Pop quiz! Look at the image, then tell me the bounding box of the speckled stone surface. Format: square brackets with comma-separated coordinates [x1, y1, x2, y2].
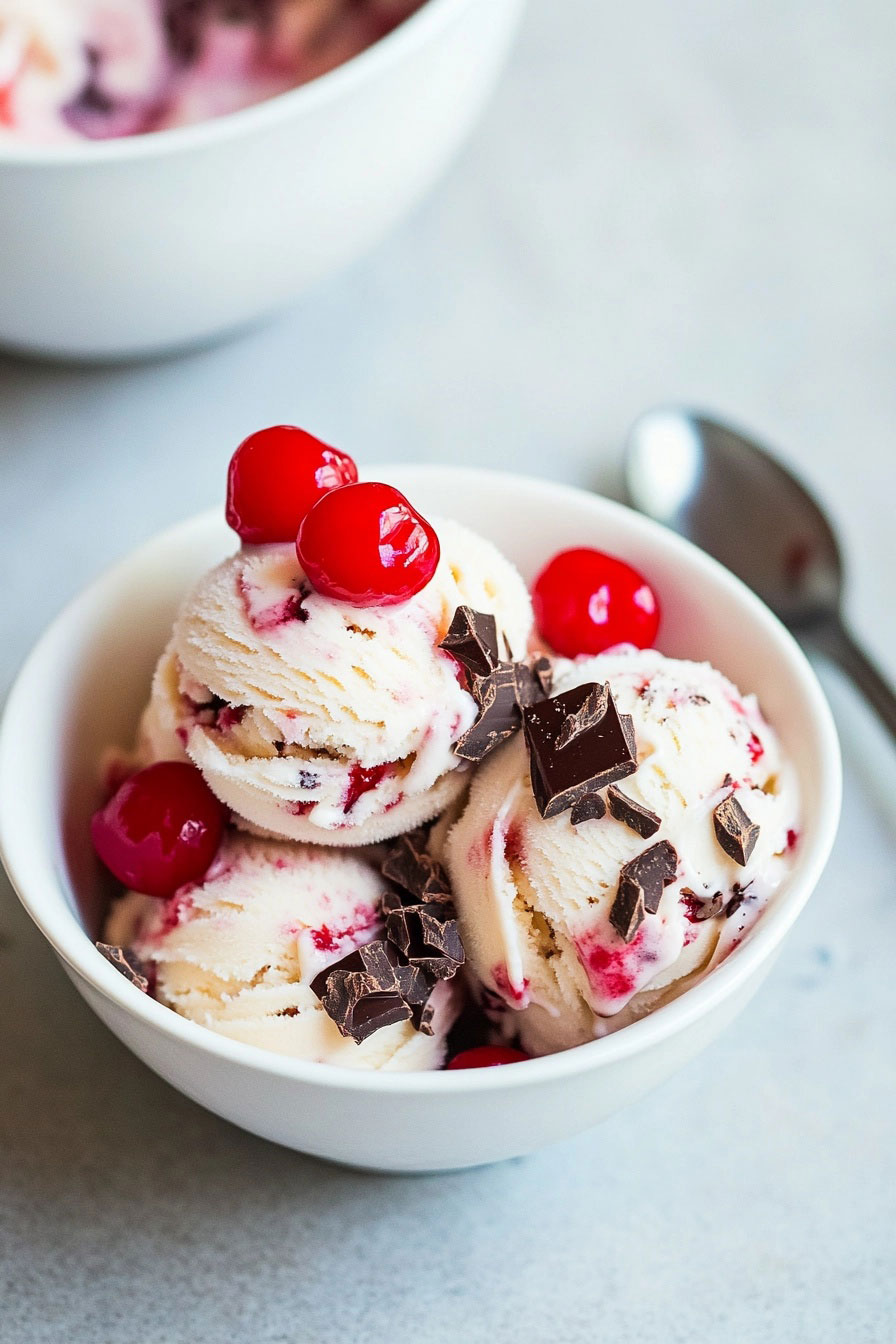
[1, 1, 895, 1339]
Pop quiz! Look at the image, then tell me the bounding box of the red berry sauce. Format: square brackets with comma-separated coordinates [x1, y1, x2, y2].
[342, 761, 391, 813]
[492, 963, 531, 1007]
[574, 927, 643, 1004]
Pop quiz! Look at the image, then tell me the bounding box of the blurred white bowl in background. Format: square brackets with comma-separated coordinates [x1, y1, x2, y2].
[0, 0, 524, 361]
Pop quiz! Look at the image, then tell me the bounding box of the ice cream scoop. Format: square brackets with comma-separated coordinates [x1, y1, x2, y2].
[104, 830, 461, 1068]
[136, 517, 534, 844]
[443, 647, 800, 1055]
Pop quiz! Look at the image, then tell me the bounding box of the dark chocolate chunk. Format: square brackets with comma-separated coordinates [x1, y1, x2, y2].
[608, 871, 646, 942]
[382, 889, 464, 980]
[606, 785, 661, 838]
[311, 940, 434, 1043]
[681, 888, 725, 921]
[381, 832, 451, 903]
[725, 882, 752, 919]
[95, 943, 152, 994]
[520, 660, 550, 705]
[442, 608, 554, 765]
[380, 834, 465, 980]
[439, 605, 500, 680]
[713, 795, 760, 866]
[455, 664, 523, 762]
[523, 682, 638, 820]
[556, 683, 609, 750]
[609, 841, 679, 942]
[514, 656, 555, 709]
[620, 713, 637, 760]
[570, 792, 606, 825]
[629, 840, 678, 912]
[532, 656, 554, 698]
[443, 614, 556, 765]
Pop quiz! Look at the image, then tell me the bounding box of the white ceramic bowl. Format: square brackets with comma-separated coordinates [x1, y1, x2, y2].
[0, 466, 841, 1172]
[0, 0, 523, 360]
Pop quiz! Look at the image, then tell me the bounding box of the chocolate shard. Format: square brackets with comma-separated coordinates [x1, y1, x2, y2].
[95, 943, 152, 994]
[606, 785, 661, 838]
[609, 840, 679, 942]
[396, 962, 437, 1035]
[514, 656, 554, 709]
[556, 682, 609, 750]
[439, 605, 500, 680]
[630, 840, 679, 910]
[713, 795, 760, 866]
[681, 888, 725, 921]
[608, 872, 646, 942]
[620, 713, 637, 759]
[532, 655, 554, 698]
[523, 682, 638, 820]
[570, 792, 606, 825]
[444, 615, 557, 766]
[725, 882, 751, 919]
[382, 890, 464, 981]
[443, 610, 554, 766]
[455, 664, 522, 762]
[381, 832, 451, 903]
[379, 830, 465, 980]
[311, 940, 434, 1043]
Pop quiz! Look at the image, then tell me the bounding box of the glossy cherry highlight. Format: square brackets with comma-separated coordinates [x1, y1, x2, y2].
[296, 481, 440, 607]
[446, 1046, 532, 1070]
[226, 424, 357, 544]
[91, 761, 226, 898]
[532, 547, 660, 657]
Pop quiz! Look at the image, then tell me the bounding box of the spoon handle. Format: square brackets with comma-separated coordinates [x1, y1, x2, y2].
[809, 619, 896, 742]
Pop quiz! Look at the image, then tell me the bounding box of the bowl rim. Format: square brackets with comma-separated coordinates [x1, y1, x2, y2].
[0, 465, 842, 1095]
[0, 0, 490, 167]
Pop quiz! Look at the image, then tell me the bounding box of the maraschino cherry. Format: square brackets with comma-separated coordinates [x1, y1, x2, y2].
[532, 547, 660, 657]
[446, 1046, 531, 1070]
[91, 761, 226, 898]
[226, 424, 357, 544]
[297, 481, 440, 607]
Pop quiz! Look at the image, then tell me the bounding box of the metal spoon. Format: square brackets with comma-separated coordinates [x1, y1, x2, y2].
[623, 407, 896, 740]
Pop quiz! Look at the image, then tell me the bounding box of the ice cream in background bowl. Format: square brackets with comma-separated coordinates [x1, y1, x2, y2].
[0, 0, 526, 357]
[0, 463, 840, 1170]
[0, 0, 428, 143]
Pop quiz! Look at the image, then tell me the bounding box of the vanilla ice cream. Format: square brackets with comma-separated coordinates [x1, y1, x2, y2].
[443, 648, 800, 1055]
[135, 518, 534, 845]
[105, 831, 461, 1068]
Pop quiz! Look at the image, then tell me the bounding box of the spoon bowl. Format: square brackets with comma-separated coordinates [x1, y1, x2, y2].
[624, 406, 896, 740]
[624, 408, 842, 630]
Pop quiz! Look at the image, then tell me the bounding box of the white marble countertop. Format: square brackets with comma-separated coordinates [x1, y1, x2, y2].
[2, 1, 895, 1339]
